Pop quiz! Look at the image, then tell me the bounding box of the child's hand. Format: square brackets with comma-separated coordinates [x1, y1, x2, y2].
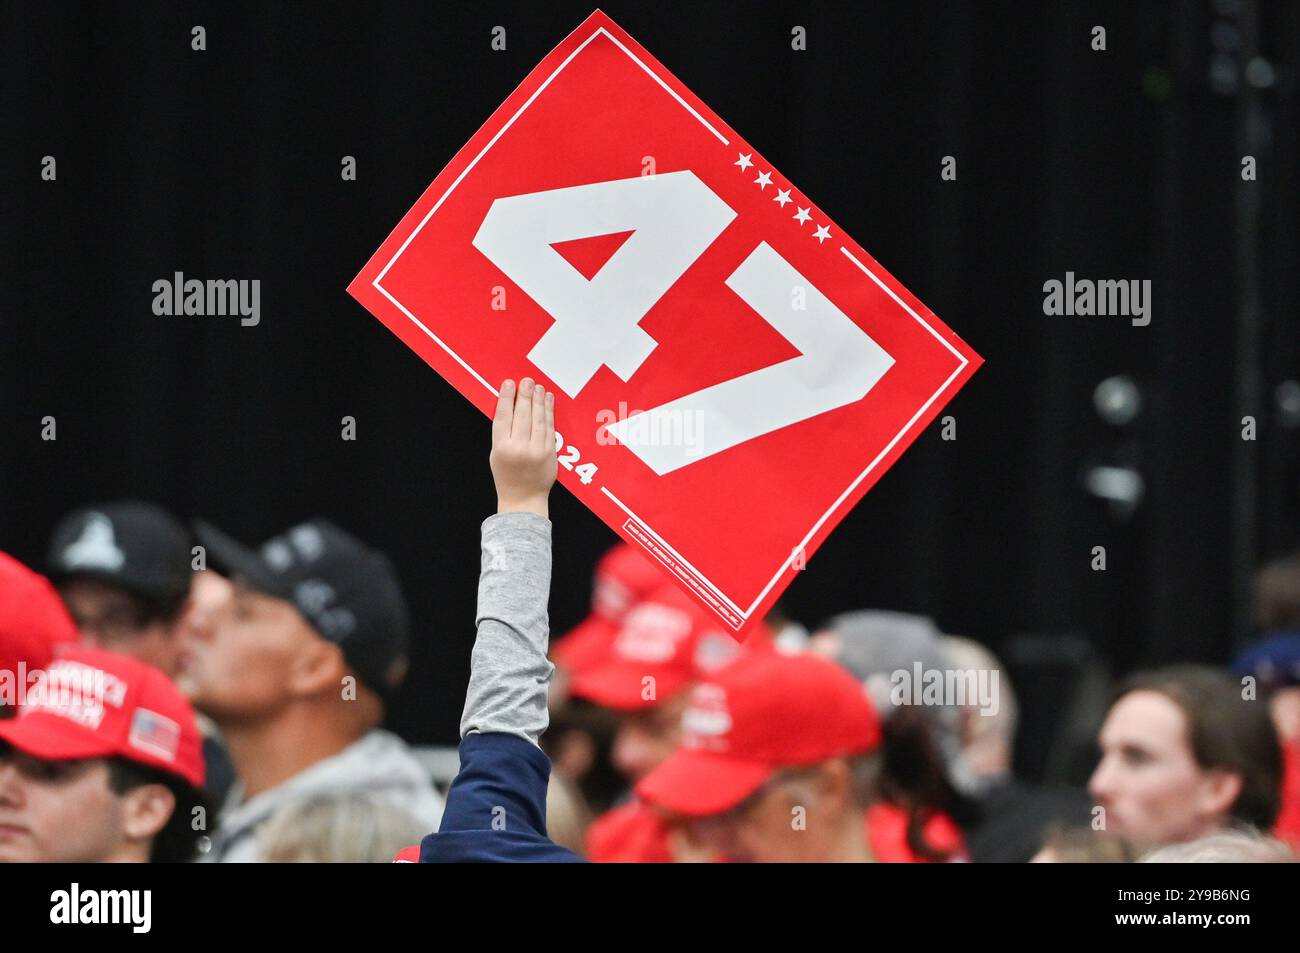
[490, 378, 557, 518]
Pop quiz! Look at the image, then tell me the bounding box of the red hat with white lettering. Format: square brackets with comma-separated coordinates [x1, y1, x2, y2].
[0, 646, 205, 789]
[568, 585, 741, 711]
[0, 551, 79, 698]
[635, 651, 881, 817]
[552, 543, 668, 673]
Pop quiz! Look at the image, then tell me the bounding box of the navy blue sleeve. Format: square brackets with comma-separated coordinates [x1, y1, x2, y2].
[419, 732, 584, 863]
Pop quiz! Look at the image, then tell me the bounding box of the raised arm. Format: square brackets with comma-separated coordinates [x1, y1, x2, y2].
[420, 378, 581, 861]
[460, 377, 558, 744]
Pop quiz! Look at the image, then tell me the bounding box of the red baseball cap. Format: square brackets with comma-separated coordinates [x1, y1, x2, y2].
[567, 585, 741, 712]
[636, 651, 882, 817]
[552, 543, 666, 673]
[0, 551, 79, 692]
[0, 646, 205, 789]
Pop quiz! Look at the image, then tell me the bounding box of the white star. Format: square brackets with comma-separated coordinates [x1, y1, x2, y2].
[773, 188, 792, 208]
[735, 153, 754, 171]
[813, 224, 832, 244]
[793, 206, 812, 225]
[754, 171, 772, 190]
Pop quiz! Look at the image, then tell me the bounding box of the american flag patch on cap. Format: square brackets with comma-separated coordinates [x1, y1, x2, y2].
[128, 707, 181, 762]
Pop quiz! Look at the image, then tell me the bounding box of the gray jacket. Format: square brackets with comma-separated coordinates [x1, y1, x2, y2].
[204, 729, 445, 862]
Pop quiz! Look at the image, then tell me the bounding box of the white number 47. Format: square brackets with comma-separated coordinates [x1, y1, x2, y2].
[474, 170, 894, 475]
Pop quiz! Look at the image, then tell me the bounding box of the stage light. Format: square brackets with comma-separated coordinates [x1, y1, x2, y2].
[1093, 375, 1142, 427]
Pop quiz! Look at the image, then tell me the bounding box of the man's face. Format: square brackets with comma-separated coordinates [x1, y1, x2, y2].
[59, 578, 184, 677]
[173, 570, 233, 669]
[175, 581, 314, 724]
[0, 749, 127, 862]
[611, 692, 690, 782]
[1089, 690, 1236, 845]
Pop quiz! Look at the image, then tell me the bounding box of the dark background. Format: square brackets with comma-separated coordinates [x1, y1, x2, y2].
[3, 1, 1297, 763]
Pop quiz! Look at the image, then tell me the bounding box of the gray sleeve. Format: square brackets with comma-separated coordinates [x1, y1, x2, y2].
[459, 511, 554, 746]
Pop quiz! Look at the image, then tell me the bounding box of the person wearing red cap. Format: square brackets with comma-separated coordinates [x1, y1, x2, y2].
[636, 650, 961, 862]
[551, 542, 666, 678]
[30, 508, 240, 807]
[0, 551, 79, 719]
[572, 585, 739, 779]
[568, 584, 740, 861]
[0, 646, 208, 862]
[542, 541, 666, 818]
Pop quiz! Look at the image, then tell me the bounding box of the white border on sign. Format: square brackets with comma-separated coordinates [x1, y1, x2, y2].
[372, 24, 970, 624]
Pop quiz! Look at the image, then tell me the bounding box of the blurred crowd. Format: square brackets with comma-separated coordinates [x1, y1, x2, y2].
[2, 499, 1298, 863]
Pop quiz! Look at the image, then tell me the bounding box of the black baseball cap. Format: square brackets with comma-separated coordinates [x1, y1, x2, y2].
[46, 501, 194, 605]
[193, 518, 411, 698]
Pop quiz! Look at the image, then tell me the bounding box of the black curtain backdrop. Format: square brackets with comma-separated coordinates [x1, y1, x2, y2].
[3, 1, 1297, 745]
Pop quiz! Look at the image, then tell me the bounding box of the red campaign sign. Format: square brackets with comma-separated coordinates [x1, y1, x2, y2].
[348, 9, 982, 635]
